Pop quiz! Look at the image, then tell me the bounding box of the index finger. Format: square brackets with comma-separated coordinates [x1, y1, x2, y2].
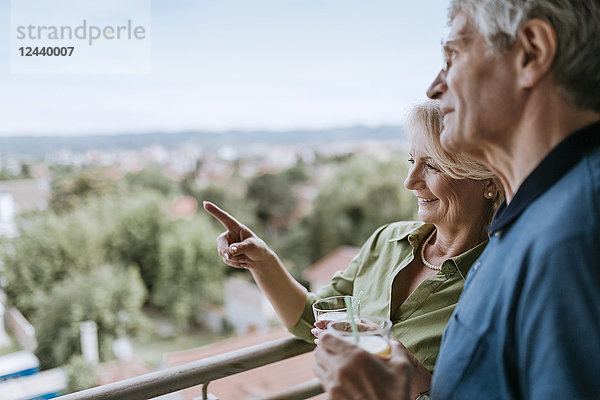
[203, 201, 243, 232]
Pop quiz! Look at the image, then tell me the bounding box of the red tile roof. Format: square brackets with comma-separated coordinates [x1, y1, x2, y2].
[96, 360, 153, 386]
[303, 246, 360, 290]
[170, 196, 198, 219]
[163, 328, 325, 400]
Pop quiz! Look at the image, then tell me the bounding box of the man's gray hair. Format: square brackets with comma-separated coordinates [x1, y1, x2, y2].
[449, 0, 600, 112]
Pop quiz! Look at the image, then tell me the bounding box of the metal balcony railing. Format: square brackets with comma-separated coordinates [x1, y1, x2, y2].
[55, 336, 323, 400]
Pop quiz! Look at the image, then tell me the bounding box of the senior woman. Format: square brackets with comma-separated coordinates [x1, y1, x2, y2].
[203, 100, 503, 376]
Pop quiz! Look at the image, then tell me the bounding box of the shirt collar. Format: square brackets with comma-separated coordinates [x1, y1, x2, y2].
[389, 223, 487, 280]
[387, 222, 430, 243]
[490, 120, 600, 234]
[451, 240, 487, 280]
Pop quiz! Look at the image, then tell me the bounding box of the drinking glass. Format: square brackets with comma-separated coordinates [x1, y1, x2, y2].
[312, 295, 360, 324]
[326, 315, 392, 358]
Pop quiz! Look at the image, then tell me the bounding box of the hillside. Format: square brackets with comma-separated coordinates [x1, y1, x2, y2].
[0, 126, 404, 158]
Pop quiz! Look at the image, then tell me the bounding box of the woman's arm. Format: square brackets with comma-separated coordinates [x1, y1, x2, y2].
[203, 201, 307, 328]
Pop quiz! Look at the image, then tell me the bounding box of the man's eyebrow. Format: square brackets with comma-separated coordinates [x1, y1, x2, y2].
[441, 35, 473, 50]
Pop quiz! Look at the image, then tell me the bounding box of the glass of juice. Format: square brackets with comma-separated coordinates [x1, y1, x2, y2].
[326, 315, 392, 358]
[312, 295, 361, 324]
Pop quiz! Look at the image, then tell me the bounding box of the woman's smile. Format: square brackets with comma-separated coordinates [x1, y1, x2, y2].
[417, 196, 439, 205]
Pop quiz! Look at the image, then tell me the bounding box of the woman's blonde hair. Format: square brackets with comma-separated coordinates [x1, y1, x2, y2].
[406, 100, 505, 215]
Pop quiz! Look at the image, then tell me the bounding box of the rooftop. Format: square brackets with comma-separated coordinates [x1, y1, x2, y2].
[303, 246, 360, 290]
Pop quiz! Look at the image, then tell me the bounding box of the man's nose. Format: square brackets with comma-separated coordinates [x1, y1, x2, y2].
[427, 69, 446, 99]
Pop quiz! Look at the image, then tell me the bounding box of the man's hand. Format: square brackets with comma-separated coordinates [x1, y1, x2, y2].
[203, 201, 273, 270]
[314, 333, 414, 400]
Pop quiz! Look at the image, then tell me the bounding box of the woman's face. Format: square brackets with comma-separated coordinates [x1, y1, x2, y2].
[404, 134, 488, 230]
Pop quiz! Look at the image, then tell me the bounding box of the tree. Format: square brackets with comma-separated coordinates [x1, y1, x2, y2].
[271, 224, 313, 281]
[282, 160, 310, 183]
[64, 356, 97, 393]
[104, 193, 169, 293]
[152, 216, 224, 330]
[246, 173, 296, 234]
[3, 207, 107, 316]
[2, 183, 227, 367]
[34, 265, 147, 369]
[49, 169, 119, 213]
[300, 154, 416, 265]
[181, 181, 259, 235]
[124, 167, 173, 196]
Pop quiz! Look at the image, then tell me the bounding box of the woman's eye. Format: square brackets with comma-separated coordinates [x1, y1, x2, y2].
[408, 158, 415, 165]
[426, 163, 439, 171]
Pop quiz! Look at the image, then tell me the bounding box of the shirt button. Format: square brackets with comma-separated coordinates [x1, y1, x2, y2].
[473, 261, 480, 271]
[493, 231, 500, 238]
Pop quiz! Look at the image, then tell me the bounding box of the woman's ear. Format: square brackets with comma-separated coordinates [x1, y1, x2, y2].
[483, 179, 497, 199]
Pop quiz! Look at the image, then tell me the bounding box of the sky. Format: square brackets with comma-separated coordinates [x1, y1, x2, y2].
[0, 0, 451, 136]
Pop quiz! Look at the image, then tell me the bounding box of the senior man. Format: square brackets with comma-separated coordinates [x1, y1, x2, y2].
[315, 1, 600, 399]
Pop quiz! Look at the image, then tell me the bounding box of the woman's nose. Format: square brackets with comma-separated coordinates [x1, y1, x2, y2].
[427, 69, 447, 99]
[404, 165, 424, 190]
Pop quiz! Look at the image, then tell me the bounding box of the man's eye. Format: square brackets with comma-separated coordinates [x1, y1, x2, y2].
[444, 58, 452, 71]
[444, 50, 456, 71]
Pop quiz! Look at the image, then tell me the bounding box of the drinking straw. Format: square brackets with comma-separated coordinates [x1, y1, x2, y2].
[344, 296, 360, 344]
[355, 290, 364, 305]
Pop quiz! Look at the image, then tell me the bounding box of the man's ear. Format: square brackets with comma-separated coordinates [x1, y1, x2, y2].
[515, 18, 557, 88]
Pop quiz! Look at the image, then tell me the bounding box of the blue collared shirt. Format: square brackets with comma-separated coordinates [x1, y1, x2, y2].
[431, 121, 600, 399]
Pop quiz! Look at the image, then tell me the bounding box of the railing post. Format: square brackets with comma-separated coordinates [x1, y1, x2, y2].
[202, 382, 219, 400]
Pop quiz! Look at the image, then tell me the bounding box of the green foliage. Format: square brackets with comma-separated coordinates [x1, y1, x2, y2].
[48, 164, 76, 178]
[124, 167, 173, 196]
[300, 154, 416, 265]
[49, 169, 119, 213]
[3, 183, 227, 367]
[181, 181, 259, 234]
[64, 356, 98, 393]
[104, 194, 169, 293]
[179, 172, 199, 199]
[1, 154, 417, 368]
[3, 209, 107, 316]
[34, 265, 147, 369]
[282, 160, 310, 183]
[247, 173, 296, 233]
[193, 184, 228, 207]
[0, 162, 32, 181]
[271, 224, 313, 280]
[152, 216, 224, 329]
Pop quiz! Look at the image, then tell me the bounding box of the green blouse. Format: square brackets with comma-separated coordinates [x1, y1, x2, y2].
[289, 221, 487, 372]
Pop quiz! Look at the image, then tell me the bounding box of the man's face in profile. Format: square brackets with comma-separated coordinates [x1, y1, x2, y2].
[428, 13, 521, 157]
